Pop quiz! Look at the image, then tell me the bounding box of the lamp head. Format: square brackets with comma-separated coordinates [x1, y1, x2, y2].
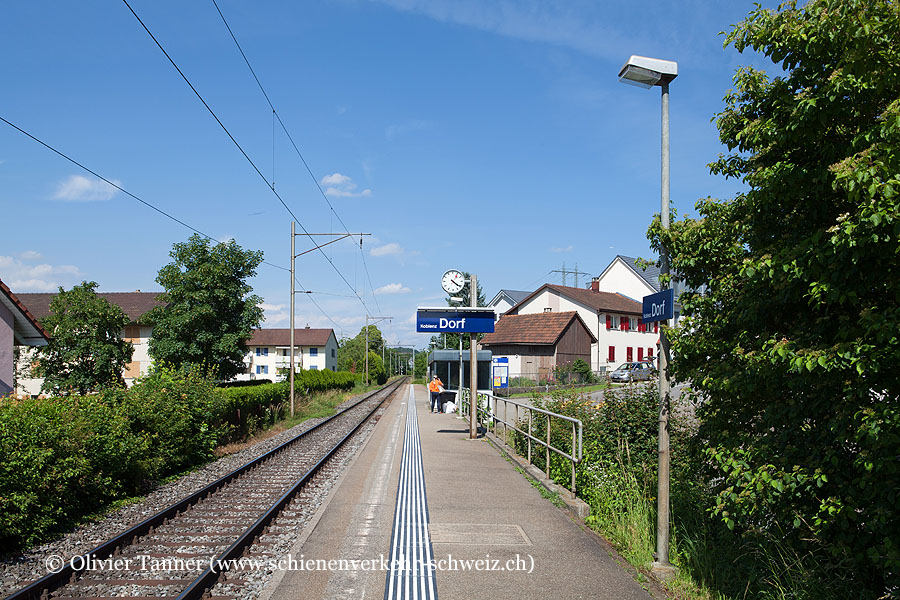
[618, 55, 678, 88]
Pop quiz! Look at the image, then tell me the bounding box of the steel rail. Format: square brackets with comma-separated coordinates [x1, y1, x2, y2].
[6, 377, 406, 600]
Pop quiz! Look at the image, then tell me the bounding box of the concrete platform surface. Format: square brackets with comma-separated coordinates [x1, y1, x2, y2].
[265, 384, 654, 600]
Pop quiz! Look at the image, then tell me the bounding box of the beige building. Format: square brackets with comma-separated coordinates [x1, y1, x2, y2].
[14, 292, 164, 396]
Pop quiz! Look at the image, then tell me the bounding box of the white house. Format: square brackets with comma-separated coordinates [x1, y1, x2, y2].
[506, 283, 659, 373]
[14, 291, 164, 396]
[486, 289, 530, 319]
[594, 255, 699, 325]
[240, 328, 338, 381]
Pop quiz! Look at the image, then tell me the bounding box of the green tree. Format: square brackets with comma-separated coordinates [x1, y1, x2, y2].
[650, 0, 900, 589]
[34, 281, 133, 395]
[148, 234, 264, 380]
[337, 325, 385, 377]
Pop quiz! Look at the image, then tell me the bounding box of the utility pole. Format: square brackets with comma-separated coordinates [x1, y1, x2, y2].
[550, 263, 591, 287]
[469, 273, 478, 439]
[290, 225, 370, 416]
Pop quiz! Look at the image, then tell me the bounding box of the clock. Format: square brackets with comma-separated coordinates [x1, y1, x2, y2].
[441, 269, 466, 294]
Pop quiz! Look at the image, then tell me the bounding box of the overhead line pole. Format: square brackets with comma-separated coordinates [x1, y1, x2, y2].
[291, 225, 371, 414]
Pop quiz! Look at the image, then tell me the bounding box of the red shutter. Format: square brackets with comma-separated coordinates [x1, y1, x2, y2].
[624, 318, 630, 331]
[627, 347, 633, 361]
[638, 347, 644, 361]
[608, 346, 615, 362]
[606, 315, 612, 330]
[648, 347, 654, 358]
[638, 320, 644, 332]
[654, 322, 659, 333]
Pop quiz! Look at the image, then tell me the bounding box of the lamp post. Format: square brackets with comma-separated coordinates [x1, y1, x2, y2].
[618, 54, 678, 578]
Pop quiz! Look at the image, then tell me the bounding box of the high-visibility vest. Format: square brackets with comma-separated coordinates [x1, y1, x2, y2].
[429, 379, 442, 392]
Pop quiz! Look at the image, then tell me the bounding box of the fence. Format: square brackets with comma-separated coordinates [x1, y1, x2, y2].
[459, 388, 583, 494]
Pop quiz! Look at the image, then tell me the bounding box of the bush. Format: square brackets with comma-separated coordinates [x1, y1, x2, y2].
[121, 366, 224, 478]
[0, 395, 146, 550]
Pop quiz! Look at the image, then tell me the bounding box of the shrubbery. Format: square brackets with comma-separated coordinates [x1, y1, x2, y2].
[0, 367, 360, 553]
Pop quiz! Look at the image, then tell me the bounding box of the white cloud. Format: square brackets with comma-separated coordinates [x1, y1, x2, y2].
[550, 245, 574, 253]
[320, 172, 372, 198]
[0, 255, 82, 292]
[371, 0, 644, 62]
[374, 283, 411, 295]
[260, 302, 289, 326]
[53, 174, 121, 202]
[371, 242, 404, 257]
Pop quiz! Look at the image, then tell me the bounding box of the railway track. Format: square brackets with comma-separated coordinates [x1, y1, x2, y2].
[6, 377, 406, 600]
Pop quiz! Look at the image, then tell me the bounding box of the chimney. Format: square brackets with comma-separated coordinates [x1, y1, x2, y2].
[590, 277, 600, 292]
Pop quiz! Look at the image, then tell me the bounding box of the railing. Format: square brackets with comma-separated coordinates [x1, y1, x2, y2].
[459, 388, 583, 495]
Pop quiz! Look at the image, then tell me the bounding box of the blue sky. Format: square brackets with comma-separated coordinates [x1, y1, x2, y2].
[0, 0, 775, 348]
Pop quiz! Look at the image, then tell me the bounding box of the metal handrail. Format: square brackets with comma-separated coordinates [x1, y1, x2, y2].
[460, 388, 583, 495]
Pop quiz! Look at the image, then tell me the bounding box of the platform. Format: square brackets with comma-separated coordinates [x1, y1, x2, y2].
[263, 384, 655, 600]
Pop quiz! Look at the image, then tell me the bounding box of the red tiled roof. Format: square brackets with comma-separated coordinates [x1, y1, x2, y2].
[507, 284, 642, 315]
[480, 311, 596, 346]
[16, 292, 165, 325]
[0, 279, 49, 343]
[248, 328, 334, 347]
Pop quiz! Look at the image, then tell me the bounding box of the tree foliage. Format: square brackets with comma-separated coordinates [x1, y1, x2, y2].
[337, 326, 386, 383]
[34, 281, 133, 395]
[148, 234, 264, 380]
[650, 0, 900, 588]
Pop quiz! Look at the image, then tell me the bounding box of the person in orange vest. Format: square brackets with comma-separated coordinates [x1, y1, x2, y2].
[428, 374, 444, 413]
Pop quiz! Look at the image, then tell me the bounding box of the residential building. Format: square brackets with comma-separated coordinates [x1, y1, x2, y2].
[0, 279, 49, 396]
[506, 283, 658, 372]
[239, 327, 338, 381]
[479, 311, 596, 382]
[14, 291, 164, 396]
[486, 289, 530, 319]
[594, 255, 701, 324]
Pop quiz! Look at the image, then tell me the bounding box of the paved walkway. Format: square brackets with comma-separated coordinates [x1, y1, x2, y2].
[265, 384, 654, 600]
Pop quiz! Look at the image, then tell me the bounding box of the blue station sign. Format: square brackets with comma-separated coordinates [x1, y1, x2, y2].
[416, 308, 495, 333]
[642, 288, 674, 324]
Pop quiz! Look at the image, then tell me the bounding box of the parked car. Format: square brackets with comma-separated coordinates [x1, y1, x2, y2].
[608, 361, 656, 383]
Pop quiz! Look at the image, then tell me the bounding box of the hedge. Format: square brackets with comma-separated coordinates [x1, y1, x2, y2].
[0, 367, 360, 553]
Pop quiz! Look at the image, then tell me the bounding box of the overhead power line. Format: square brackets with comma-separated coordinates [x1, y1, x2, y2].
[121, 0, 371, 314]
[0, 114, 288, 275]
[209, 0, 384, 316]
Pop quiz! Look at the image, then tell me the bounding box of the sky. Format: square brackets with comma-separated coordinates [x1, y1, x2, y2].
[0, 0, 777, 349]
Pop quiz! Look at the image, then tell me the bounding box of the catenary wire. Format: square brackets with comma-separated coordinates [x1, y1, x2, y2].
[0, 114, 289, 274]
[209, 0, 384, 316]
[121, 0, 371, 313]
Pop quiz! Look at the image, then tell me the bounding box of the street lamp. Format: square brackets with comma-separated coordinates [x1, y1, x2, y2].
[619, 54, 678, 579]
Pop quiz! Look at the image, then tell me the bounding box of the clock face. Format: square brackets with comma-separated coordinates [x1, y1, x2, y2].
[441, 269, 465, 294]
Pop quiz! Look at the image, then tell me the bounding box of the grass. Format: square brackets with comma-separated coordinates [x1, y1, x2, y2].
[506, 382, 609, 398]
[215, 383, 380, 457]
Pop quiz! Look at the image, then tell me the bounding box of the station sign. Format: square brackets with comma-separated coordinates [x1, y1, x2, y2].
[642, 288, 674, 323]
[416, 307, 495, 333]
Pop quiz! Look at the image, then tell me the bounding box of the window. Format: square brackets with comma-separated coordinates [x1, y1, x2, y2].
[331, 348, 335, 358]
[309, 365, 318, 370]
[256, 365, 268, 375]
[255, 347, 268, 357]
[648, 347, 654, 359]
[281, 349, 289, 357]
[310, 347, 318, 357]
[608, 346, 615, 362]
[543, 307, 552, 313]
